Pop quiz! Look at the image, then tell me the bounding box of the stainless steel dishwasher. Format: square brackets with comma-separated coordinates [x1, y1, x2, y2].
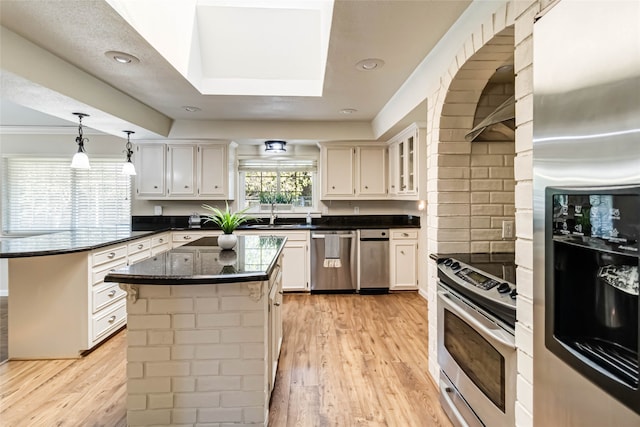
[358, 229, 389, 294]
[310, 230, 357, 293]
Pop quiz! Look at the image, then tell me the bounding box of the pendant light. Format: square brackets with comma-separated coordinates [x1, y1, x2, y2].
[121, 130, 136, 176]
[264, 140, 286, 153]
[70, 112, 91, 169]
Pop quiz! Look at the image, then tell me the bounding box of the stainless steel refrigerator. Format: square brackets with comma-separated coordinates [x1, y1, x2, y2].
[533, 1, 640, 426]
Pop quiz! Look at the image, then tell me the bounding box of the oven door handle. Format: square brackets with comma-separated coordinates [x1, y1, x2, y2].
[438, 290, 516, 351]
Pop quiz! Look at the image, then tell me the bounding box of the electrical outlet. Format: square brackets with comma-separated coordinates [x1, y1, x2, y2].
[502, 220, 514, 239]
[354, 206, 360, 214]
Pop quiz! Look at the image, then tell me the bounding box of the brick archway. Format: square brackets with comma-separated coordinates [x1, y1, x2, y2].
[430, 26, 515, 254]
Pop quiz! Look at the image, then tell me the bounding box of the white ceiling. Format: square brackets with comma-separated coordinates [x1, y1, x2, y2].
[0, 0, 472, 143]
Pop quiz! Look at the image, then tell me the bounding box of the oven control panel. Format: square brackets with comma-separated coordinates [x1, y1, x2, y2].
[437, 256, 516, 328]
[456, 267, 500, 290]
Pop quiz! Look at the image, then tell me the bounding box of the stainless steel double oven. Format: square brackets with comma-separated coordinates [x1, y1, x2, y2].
[437, 254, 517, 427]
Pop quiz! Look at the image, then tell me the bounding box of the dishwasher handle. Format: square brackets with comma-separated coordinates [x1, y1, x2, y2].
[311, 232, 356, 239]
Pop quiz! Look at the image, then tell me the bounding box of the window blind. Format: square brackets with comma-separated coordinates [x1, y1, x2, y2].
[2, 158, 131, 233]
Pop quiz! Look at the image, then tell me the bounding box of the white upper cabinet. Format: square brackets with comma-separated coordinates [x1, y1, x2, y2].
[136, 144, 166, 198]
[135, 142, 235, 200]
[322, 146, 355, 198]
[387, 143, 399, 196]
[387, 123, 426, 200]
[320, 143, 387, 200]
[167, 145, 197, 197]
[198, 144, 228, 198]
[356, 146, 386, 197]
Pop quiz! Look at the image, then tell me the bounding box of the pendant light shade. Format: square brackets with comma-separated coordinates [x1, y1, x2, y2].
[264, 140, 286, 153]
[71, 112, 90, 169]
[121, 130, 137, 176]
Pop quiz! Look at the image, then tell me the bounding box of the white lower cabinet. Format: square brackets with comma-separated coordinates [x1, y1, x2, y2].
[390, 229, 418, 290]
[90, 244, 129, 345]
[236, 230, 310, 291]
[150, 232, 171, 255]
[280, 232, 309, 291]
[268, 260, 284, 394]
[172, 230, 220, 247]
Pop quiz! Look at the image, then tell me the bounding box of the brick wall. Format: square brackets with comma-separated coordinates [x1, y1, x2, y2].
[125, 283, 268, 426]
[424, 2, 539, 427]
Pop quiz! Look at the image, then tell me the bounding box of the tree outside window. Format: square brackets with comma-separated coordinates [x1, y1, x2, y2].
[244, 170, 313, 209]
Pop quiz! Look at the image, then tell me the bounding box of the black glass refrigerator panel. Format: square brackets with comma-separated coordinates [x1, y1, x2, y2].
[546, 185, 640, 414]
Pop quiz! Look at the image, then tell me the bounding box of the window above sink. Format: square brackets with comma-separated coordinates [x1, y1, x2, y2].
[238, 158, 317, 214]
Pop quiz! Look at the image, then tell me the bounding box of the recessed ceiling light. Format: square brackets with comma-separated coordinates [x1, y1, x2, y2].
[340, 108, 358, 115]
[356, 58, 385, 71]
[182, 106, 201, 112]
[105, 50, 139, 64]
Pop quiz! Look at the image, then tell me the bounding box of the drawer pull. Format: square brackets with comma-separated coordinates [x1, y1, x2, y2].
[137, 244, 144, 249]
[403, 233, 408, 237]
[184, 236, 192, 240]
[159, 238, 164, 243]
[107, 252, 116, 259]
[274, 302, 281, 307]
[108, 290, 117, 297]
[400, 250, 405, 255]
[108, 315, 116, 323]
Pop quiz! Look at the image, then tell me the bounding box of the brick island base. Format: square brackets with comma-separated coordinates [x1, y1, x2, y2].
[120, 268, 283, 426]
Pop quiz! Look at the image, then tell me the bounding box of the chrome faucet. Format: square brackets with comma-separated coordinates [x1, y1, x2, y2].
[269, 203, 277, 225]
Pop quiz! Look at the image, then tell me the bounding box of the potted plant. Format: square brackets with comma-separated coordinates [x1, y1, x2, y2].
[201, 202, 254, 249]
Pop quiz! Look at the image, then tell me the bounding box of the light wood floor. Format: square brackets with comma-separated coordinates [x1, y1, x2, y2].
[0, 292, 452, 427]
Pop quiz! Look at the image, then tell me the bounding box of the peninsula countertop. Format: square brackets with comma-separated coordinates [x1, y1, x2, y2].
[104, 235, 286, 285]
[0, 228, 169, 258]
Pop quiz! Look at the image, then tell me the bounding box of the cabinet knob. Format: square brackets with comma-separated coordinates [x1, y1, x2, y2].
[108, 290, 117, 297]
[159, 238, 163, 243]
[400, 250, 405, 255]
[153, 185, 158, 189]
[185, 185, 189, 188]
[274, 302, 281, 307]
[403, 233, 408, 237]
[365, 186, 368, 189]
[137, 244, 144, 249]
[184, 236, 192, 240]
[332, 186, 335, 189]
[108, 315, 116, 323]
[107, 252, 116, 259]
[214, 185, 219, 189]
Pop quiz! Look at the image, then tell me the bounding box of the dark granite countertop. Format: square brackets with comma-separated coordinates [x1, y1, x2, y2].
[133, 214, 420, 231]
[0, 228, 171, 258]
[105, 235, 286, 285]
[1, 214, 420, 258]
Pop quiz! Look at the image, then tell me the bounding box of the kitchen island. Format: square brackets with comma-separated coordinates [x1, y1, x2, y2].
[104, 235, 285, 427]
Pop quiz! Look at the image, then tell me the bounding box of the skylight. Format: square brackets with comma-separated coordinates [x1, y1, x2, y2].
[106, 0, 334, 97]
